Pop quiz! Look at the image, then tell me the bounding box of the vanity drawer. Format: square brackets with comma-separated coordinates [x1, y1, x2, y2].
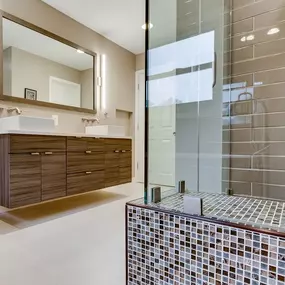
[104, 138, 131, 152]
[120, 166, 132, 184]
[10, 135, 66, 153]
[67, 137, 104, 152]
[105, 152, 120, 167]
[104, 139, 121, 152]
[9, 135, 66, 153]
[120, 151, 132, 167]
[67, 152, 105, 173]
[120, 139, 132, 149]
[105, 167, 120, 188]
[67, 170, 104, 196]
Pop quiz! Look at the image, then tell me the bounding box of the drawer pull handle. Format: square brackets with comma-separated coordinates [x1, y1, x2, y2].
[85, 151, 92, 154]
[114, 150, 120, 153]
[31, 152, 40, 156]
[86, 171, 92, 174]
[45, 152, 53, 155]
[121, 150, 126, 153]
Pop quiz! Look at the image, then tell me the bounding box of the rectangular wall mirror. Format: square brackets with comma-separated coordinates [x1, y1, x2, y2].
[2, 15, 96, 112]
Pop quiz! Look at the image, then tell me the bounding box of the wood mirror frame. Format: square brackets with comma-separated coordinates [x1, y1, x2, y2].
[0, 10, 97, 114]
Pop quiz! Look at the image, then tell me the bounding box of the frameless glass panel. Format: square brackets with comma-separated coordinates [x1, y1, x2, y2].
[146, 0, 231, 203]
[146, 0, 204, 201]
[197, 0, 231, 194]
[147, 0, 181, 196]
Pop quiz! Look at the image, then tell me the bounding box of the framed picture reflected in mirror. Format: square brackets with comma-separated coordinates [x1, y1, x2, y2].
[24, 88, 37, 100]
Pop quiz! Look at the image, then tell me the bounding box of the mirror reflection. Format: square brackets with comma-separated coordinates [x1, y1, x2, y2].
[3, 18, 95, 110]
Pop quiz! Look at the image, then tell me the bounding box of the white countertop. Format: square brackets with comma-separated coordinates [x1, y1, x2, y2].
[0, 130, 131, 139]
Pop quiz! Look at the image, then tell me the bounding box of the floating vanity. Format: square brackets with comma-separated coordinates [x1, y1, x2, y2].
[0, 132, 132, 208]
[126, 193, 285, 285]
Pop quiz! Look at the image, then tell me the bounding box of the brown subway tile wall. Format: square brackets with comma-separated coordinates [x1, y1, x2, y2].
[232, 0, 254, 10]
[232, 18, 254, 35]
[230, 169, 285, 185]
[255, 7, 285, 29]
[226, 0, 285, 201]
[232, 53, 285, 75]
[232, 0, 285, 23]
[229, 112, 285, 129]
[232, 22, 285, 50]
[224, 74, 254, 86]
[253, 156, 285, 171]
[224, 46, 253, 63]
[229, 142, 285, 156]
[252, 183, 285, 200]
[254, 83, 285, 100]
[255, 68, 285, 85]
[255, 38, 285, 57]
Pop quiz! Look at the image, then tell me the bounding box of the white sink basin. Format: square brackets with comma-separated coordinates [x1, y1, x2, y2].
[85, 125, 126, 137]
[0, 116, 55, 132]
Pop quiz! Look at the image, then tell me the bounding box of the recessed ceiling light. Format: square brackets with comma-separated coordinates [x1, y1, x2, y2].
[142, 23, 153, 30]
[241, 36, 246, 42]
[77, 49, 85, 54]
[267, 27, 280, 35]
[246, 34, 255, 41]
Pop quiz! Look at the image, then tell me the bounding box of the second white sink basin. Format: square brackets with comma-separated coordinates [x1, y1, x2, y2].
[85, 125, 126, 137]
[0, 116, 56, 132]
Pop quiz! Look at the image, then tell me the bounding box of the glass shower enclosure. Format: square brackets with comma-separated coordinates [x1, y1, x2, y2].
[145, 0, 231, 203]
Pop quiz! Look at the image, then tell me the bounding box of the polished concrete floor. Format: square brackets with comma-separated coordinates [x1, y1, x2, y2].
[0, 182, 143, 285]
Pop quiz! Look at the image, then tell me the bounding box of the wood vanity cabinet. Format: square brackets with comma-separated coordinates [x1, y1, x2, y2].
[41, 152, 66, 201]
[0, 134, 132, 208]
[9, 153, 42, 208]
[0, 135, 66, 208]
[67, 137, 105, 195]
[104, 139, 132, 187]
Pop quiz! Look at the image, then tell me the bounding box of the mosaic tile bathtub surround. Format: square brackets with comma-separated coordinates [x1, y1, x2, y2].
[131, 192, 285, 233]
[127, 204, 285, 285]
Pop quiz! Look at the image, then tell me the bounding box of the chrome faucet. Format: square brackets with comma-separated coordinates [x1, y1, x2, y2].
[82, 117, 100, 124]
[7, 107, 22, 115]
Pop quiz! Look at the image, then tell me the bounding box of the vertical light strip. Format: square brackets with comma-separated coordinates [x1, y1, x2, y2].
[101, 54, 106, 110]
[96, 55, 101, 111]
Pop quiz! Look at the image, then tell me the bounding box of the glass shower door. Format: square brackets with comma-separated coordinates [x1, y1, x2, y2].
[145, 0, 231, 203]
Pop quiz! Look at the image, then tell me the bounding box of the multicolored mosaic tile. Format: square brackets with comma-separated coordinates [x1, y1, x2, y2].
[131, 192, 285, 233]
[127, 204, 285, 285]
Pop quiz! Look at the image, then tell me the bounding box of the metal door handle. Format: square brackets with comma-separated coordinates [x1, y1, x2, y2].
[31, 152, 40, 156]
[86, 171, 92, 174]
[114, 150, 120, 153]
[45, 152, 53, 155]
[85, 151, 92, 154]
[212, 52, 217, 88]
[121, 150, 126, 153]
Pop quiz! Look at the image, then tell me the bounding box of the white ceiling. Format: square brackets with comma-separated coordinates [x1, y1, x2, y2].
[42, 0, 145, 55]
[3, 18, 93, 71]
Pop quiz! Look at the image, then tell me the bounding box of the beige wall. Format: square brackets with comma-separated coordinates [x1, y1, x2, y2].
[80, 68, 93, 109]
[3, 47, 11, 96]
[136, 53, 145, 71]
[5, 47, 94, 109]
[10, 47, 81, 101]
